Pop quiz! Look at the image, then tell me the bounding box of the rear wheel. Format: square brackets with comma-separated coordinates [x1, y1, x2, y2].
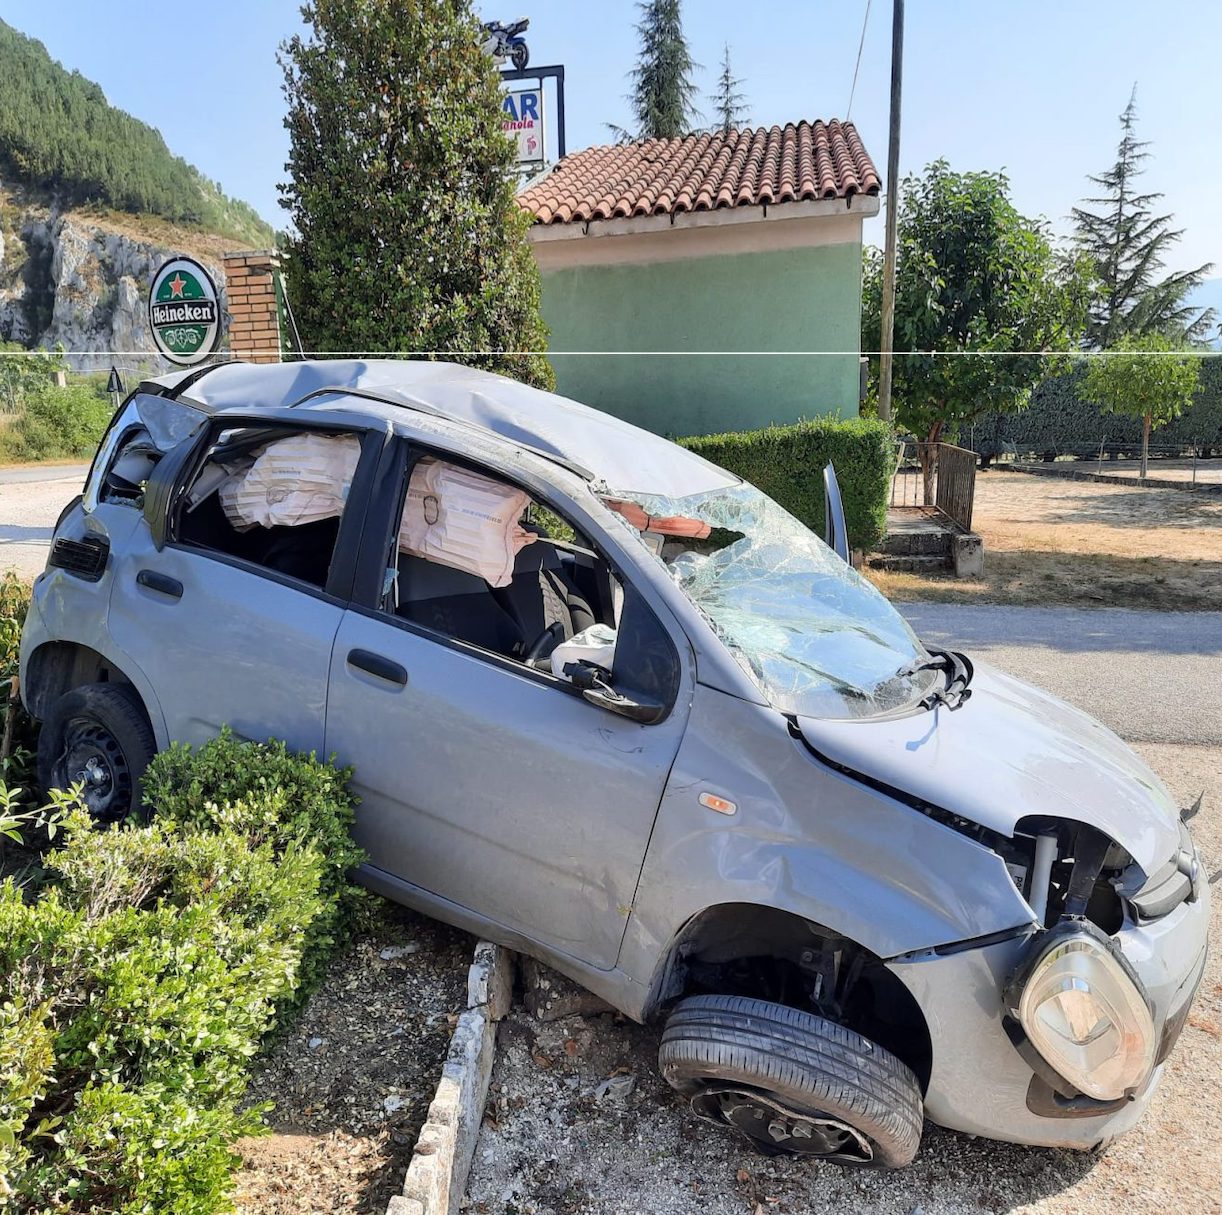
[37, 683, 156, 822]
[659, 994, 924, 1167]
[510, 42, 529, 70]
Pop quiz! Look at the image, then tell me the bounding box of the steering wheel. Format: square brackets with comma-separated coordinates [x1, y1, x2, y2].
[524, 622, 564, 665]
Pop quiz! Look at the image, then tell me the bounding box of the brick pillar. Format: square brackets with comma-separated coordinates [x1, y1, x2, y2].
[223, 250, 282, 363]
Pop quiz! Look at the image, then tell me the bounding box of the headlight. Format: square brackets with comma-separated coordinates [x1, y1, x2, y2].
[1016, 925, 1155, 1101]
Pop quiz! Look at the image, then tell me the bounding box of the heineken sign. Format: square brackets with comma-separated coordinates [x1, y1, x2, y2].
[148, 257, 221, 366]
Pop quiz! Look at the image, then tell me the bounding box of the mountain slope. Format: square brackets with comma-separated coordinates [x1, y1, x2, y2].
[0, 18, 272, 247]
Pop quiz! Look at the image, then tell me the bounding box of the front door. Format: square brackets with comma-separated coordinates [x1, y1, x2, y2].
[326, 448, 691, 969]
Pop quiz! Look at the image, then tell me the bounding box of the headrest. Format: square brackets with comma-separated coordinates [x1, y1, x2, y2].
[398, 457, 535, 588]
[220, 433, 360, 531]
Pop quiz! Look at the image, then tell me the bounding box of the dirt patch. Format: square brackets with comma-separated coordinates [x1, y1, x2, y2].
[466, 745, 1222, 1215]
[868, 471, 1222, 611]
[232, 901, 473, 1215]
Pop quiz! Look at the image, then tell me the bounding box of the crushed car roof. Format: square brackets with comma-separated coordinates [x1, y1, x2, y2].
[147, 359, 739, 497]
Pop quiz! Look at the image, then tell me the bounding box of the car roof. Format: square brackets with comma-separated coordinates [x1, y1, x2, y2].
[146, 359, 739, 498]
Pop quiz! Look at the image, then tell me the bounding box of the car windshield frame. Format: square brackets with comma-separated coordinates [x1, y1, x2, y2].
[601, 482, 937, 721]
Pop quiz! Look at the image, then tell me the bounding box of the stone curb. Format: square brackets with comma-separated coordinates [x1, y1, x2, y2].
[1005, 462, 1222, 494]
[386, 941, 514, 1215]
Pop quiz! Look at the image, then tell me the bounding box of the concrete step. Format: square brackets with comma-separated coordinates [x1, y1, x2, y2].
[877, 530, 953, 557]
[865, 553, 952, 574]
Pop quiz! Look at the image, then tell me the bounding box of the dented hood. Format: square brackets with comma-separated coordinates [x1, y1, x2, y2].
[796, 660, 1180, 875]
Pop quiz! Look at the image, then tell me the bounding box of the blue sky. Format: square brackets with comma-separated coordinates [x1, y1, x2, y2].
[5, 0, 1219, 287]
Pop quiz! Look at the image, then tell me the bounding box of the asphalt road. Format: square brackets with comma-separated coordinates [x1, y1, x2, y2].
[902, 603, 1222, 747]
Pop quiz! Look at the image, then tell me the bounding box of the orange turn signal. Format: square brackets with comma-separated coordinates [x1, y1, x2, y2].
[698, 792, 737, 816]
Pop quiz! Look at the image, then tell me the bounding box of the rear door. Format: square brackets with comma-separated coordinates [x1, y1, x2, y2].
[325, 439, 694, 969]
[107, 413, 383, 752]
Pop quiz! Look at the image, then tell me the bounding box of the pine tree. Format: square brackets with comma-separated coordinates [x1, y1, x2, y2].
[709, 44, 748, 134]
[629, 0, 699, 140]
[1073, 87, 1215, 347]
[278, 0, 554, 389]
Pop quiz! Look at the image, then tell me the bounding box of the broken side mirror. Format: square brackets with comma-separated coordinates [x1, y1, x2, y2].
[564, 661, 667, 724]
[822, 462, 850, 563]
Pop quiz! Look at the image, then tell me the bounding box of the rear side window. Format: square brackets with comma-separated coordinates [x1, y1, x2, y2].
[173, 424, 363, 591]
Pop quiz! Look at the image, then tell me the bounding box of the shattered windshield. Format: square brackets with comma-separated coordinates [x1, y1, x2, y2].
[603, 484, 935, 720]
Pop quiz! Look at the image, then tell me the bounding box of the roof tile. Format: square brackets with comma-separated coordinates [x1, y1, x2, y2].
[518, 119, 879, 226]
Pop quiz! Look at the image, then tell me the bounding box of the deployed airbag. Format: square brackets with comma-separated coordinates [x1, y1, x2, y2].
[399, 457, 535, 588]
[221, 433, 360, 531]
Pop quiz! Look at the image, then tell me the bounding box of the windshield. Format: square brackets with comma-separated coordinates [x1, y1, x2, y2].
[603, 484, 935, 720]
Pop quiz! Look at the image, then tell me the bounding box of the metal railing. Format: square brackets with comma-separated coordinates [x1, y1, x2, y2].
[890, 441, 979, 532]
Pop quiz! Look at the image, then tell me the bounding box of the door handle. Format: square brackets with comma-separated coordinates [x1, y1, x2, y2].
[137, 569, 183, 599]
[347, 649, 408, 687]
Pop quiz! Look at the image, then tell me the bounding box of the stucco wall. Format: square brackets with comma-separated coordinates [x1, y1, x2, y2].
[535, 234, 864, 438]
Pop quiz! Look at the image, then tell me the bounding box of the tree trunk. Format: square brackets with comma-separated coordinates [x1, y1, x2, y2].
[1141, 413, 1151, 480]
[920, 421, 944, 506]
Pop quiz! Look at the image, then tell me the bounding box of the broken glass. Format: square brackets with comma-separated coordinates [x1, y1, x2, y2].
[602, 485, 935, 720]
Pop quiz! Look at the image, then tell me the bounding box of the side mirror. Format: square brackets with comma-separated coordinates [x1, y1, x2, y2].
[564, 662, 667, 725]
[822, 462, 850, 563]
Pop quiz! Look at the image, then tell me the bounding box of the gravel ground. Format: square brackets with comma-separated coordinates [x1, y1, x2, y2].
[232, 902, 473, 1215]
[466, 745, 1222, 1215]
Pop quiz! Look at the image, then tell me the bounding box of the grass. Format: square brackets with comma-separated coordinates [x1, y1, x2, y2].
[866, 469, 1222, 612]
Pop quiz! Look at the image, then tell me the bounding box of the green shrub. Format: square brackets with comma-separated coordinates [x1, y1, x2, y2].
[0, 574, 35, 791]
[0, 379, 113, 462]
[680, 416, 895, 552]
[142, 730, 364, 1003]
[0, 735, 362, 1213]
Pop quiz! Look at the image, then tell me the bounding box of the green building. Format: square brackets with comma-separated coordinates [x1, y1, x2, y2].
[517, 119, 880, 438]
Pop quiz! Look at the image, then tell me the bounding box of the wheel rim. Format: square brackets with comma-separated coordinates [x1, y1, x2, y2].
[53, 717, 133, 822]
[690, 1086, 875, 1163]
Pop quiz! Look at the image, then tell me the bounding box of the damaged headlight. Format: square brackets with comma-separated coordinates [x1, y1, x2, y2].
[1015, 924, 1156, 1101]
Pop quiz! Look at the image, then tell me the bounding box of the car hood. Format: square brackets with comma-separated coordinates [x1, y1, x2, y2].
[796, 660, 1180, 874]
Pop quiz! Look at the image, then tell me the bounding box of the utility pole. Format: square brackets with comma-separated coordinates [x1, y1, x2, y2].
[877, 0, 904, 424]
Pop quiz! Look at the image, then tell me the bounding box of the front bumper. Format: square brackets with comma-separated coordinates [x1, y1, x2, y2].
[888, 882, 1209, 1150]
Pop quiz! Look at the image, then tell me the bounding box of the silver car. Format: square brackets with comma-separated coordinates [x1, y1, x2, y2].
[21, 360, 1209, 1167]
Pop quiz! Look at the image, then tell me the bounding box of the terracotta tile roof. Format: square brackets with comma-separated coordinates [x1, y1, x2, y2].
[518, 120, 880, 226]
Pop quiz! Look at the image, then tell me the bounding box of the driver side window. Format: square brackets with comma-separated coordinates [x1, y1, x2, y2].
[381, 452, 621, 679]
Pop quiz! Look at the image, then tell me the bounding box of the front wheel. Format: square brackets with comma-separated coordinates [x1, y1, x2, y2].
[659, 995, 924, 1167]
[37, 683, 156, 822]
[510, 42, 529, 70]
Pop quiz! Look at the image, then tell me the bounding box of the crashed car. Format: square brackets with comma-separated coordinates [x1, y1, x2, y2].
[21, 359, 1208, 1166]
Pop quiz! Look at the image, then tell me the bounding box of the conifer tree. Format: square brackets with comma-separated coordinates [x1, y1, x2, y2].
[709, 44, 748, 134]
[629, 0, 699, 140]
[1073, 88, 1215, 347]
[279, 0, 554, 388]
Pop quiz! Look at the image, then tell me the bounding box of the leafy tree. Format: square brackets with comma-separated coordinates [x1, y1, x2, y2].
[278, 0, 554, 389]
[1073, 88, 1215, 347]
[1082, 335, 1201, 477]
[0, 19, 271, 245]
[709, 44, 748, 134]
[863, 162, 1093, 500]
[629, 0, 699, 139]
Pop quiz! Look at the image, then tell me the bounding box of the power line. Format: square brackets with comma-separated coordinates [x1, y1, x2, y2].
[847, 0, 873, 119]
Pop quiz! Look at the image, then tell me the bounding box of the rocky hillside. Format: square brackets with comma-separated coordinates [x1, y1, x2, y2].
[0, 184, 239, 370]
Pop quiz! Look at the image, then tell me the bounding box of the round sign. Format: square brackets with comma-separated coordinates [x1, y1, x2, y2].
[148, 257, 221, 366]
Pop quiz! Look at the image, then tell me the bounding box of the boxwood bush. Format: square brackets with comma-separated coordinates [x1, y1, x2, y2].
[0, 734, 362, 1214]
[680, 416, 895, 552]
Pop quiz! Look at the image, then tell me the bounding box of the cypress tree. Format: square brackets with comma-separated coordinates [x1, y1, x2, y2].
[1073, 88, 1215, 347]
[709, 44, 748, 134]
[629, 0, 699, 140]
[279, 0, 554, 389]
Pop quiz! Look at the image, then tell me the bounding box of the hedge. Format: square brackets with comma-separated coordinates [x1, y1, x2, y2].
[0, 734, 362, 1214]
[971, 355, 1222, 460]
[679, 416, 894, 553]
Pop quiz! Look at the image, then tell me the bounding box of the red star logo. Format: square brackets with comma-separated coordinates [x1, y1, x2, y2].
[167, 274, 187, 299]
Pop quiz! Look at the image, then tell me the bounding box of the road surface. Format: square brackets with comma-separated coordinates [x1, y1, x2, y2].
[0, 463, 88, 580]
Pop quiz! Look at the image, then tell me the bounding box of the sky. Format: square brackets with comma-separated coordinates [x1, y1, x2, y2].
[4, 0, 1220, 287]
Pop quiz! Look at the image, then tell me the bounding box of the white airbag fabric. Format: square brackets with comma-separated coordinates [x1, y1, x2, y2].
[550, 624, 617, 679]
[398, 457, 534, 588]
[221, 433, 360, 531]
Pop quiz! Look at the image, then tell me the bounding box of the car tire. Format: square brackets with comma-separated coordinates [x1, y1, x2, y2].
[37, 683, 156, 823]
[659, 994, 924, 1167]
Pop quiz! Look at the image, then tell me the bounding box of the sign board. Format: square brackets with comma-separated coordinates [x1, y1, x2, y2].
[502, 88, 545, 166]
[148, 256, 221, 366]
